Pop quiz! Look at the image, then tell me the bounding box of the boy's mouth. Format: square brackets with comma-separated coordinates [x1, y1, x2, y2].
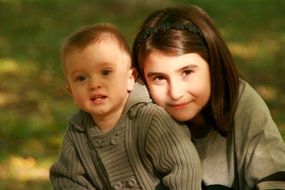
[90, 95, 107, 103]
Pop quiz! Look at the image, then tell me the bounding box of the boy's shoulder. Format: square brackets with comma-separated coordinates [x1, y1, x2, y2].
[65, 109, 94, 132]
[127, 83, 167, 118]
[129, 100, 168, 118]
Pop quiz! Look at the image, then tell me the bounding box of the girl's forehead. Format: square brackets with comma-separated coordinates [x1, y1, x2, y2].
[145, 51, 207, 66]
[145, 49, 184, 60]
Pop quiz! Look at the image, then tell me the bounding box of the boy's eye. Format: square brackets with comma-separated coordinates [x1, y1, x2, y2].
[77, 75, 86, 81]
[101, 69, 111, 76]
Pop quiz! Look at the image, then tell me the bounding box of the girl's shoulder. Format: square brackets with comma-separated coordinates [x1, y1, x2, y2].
[234, 79, 278, 142]
[235, 79, 270, 117]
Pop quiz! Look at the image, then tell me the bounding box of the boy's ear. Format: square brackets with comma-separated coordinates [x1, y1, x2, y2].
[66, 83, 72, 96]
[127, 68, 136, 92]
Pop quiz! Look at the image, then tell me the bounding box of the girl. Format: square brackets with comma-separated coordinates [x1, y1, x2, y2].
[132, 5, 285, 190]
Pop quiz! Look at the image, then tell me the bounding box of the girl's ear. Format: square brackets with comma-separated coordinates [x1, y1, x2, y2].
[127, 68, 136, 92]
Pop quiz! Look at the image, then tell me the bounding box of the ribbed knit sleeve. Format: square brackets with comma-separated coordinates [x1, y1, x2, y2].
[49, 126, 97, 190]
[132, 104, 202, 190]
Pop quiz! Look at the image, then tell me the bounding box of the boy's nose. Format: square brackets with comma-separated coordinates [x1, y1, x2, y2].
[88, 77, 102, 90]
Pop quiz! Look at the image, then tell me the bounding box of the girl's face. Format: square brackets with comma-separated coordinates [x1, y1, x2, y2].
[143, 50, 211, 122]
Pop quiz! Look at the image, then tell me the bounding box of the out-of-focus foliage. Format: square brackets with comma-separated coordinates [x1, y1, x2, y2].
[0, 0, 284, 189]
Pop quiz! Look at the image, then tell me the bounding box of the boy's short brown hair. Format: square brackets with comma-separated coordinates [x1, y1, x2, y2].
[61, 23, 131, 74]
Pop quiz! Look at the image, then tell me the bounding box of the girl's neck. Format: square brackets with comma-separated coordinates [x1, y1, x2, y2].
[187, 114, 211, 139]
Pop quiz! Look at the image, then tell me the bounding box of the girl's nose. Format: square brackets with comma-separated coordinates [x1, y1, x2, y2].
[168, 81, 183, 100]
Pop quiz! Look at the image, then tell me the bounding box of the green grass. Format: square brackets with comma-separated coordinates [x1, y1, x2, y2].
[0, 0, 284, 189]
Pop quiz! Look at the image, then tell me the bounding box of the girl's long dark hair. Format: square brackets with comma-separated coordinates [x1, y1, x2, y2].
[132, 5, 240, 136]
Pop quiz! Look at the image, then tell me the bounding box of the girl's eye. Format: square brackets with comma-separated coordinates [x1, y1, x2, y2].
[101, 69, 111, 76]
[150, 75, 166, 85]
[182, 70, 193, 76]
[153, 75, 165, 81]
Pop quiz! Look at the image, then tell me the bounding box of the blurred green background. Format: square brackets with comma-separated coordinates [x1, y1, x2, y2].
[0, 0, 284, 189]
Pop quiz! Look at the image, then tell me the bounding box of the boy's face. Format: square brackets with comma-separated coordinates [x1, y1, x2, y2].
[65, 38, 135, 121]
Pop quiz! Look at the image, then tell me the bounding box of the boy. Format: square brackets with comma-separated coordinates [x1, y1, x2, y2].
[49, 23, 202, 190]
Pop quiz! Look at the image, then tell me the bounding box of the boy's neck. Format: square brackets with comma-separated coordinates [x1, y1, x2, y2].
[94, 118, 119, 133]
[91, 108, 125, 133]
[90, 92, 130, 133]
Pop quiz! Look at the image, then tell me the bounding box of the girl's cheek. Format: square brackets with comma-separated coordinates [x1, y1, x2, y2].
[151, 90, 166, 105]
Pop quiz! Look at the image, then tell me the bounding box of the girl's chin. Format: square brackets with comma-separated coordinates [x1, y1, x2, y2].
[168, 111, 194, 122]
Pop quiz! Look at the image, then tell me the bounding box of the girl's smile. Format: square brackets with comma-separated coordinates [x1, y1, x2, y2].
[168, 100, 193, 110]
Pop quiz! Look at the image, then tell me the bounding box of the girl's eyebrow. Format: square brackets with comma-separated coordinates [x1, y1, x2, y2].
[177, 64, 198, 72]
[172, 65, 197, 76]
[146, 64, 198, 78]
[146, 71, 164, 78]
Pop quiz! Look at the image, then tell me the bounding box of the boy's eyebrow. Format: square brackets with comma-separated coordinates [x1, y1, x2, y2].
[70, 69, 84, 77]
[69, 62, 118, 75]
[97, 62, 117, 69]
